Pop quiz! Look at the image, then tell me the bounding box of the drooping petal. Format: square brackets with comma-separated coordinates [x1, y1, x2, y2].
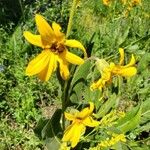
[77, 102, 94, 119]
[26, 50, 51, 76]
[35, 14, 55, 46]
[57, 56, 70, 80]
[119, 48, 124, 65]
[62, 123, 85, 148]
[83, 116, 99, 127]
[64, 39, 87, 57]
[65, 51, 84, 65]
[62, 124, 75, 143]
[38, 53, 56, 81]
[52, 22, 65, 41]
[90, 78, 104, 91]
[113, 66, 137, 77]
[23, 31, 43, 47]
[125, 54, 136, 67]
[65, 112, 75, 121]
[70, 124, 85, 148]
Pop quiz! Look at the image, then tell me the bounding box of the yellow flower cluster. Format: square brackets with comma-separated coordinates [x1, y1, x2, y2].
[24, 14, 86, 81]
[99, 133, 126, 148]
[91, 48, 137, 90]
[99, 110, 125, 127]
[102, 0, 141, 6]
[62, 102, 99, 148]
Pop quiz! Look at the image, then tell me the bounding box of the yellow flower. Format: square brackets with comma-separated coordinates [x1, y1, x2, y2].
[91, 48, 137, 90]
[62, 102, 99, 148]
[24, 14, 87, 81]
[103, 0, 111, 6]
[131, 0, 141, 6]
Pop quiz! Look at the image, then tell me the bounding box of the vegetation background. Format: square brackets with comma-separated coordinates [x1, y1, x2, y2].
[0, 0, 149, 149]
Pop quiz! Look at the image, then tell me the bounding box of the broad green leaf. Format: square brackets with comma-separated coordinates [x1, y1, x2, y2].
[116, 103, 142, 133]
[117, 26, 130, 46]
[83, 87, 102, 109]
[70, 59, 91, 88]
[69, 60, 91, 103]
[45, 137, 60, 150]
[138, 53, 150, 72]
[94, 94, 117, 118]
[34, 109, 62, 140]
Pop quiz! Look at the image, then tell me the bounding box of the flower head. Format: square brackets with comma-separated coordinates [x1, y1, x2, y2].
[24, 14, 87, 81]
[62, 102, 99, 148]
[91, 48, 137, 90]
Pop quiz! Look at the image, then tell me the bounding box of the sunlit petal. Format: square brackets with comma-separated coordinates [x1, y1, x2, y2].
[64, 39, 87, 57]
[77, 102, 94, 119]
[26, 50, 50, 76]
[62, 124, 74, 142]
[113, 66, 137, 76]
[65, 112, 75, 121]
[83, 116, 99, 127]
[119, 48, 124, 65]
[57, 56, 70, 80]
[71, 124, 85, 148]
[65, 51, 84, 65]
[38, 53, 55, 81]
[35, 14, 55, 46]
[125, 54, 136, 67]
[23, 31, 43, 47]
[52, 22, 65, 40]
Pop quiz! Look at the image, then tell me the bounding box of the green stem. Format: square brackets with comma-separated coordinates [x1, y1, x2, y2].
[66, 0, 78, 37]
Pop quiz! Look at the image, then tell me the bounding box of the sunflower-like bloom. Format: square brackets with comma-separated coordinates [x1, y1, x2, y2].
[91, 48, 137, 90]
[62, 102, 99, 148]
[24, 14, 87, 81]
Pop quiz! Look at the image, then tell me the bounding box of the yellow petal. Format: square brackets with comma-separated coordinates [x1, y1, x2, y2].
[77, 102, 94, 119]
[23, 31, 43, 47]
[35, 14, 55, 46]
[62, 124, 74, 142]
[119, 48, 124, 65]
[64, 39, 87, 57]
[90, 78, 104, 91]
[65, 51, 84, 65]
[62, 123, 85, 148]
[57, 56, 70, 80]
[71, 124, 85, 148]
[83, 116, 99, 127]
[113, 66, 137, 76]
[125, 54, 136, 67]
[65, 112, 75, 121]
[52, 22, 65, 40]
[26, 50, 51, 76]
[38, 53, 56, 81]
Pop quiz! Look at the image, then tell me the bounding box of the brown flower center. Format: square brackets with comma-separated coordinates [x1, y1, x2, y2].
[50, 42, 65, 54]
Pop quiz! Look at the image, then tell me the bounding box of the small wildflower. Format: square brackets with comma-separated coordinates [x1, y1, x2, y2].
[102, 0, 111, 6]
[62, 102, 99, 148]
[99, 133, 126, 148]
[98, 110, 125, 128]
[131, 0, 141, 6]
[24, 14, 87, 81]
[90, 48, 137, 90]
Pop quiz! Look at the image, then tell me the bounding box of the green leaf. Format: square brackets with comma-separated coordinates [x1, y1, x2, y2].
[34, 109, 62, 140]
[69, 60, 91, 103]
[116, 103, 142, 133]
[95, 94, 117, 118]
